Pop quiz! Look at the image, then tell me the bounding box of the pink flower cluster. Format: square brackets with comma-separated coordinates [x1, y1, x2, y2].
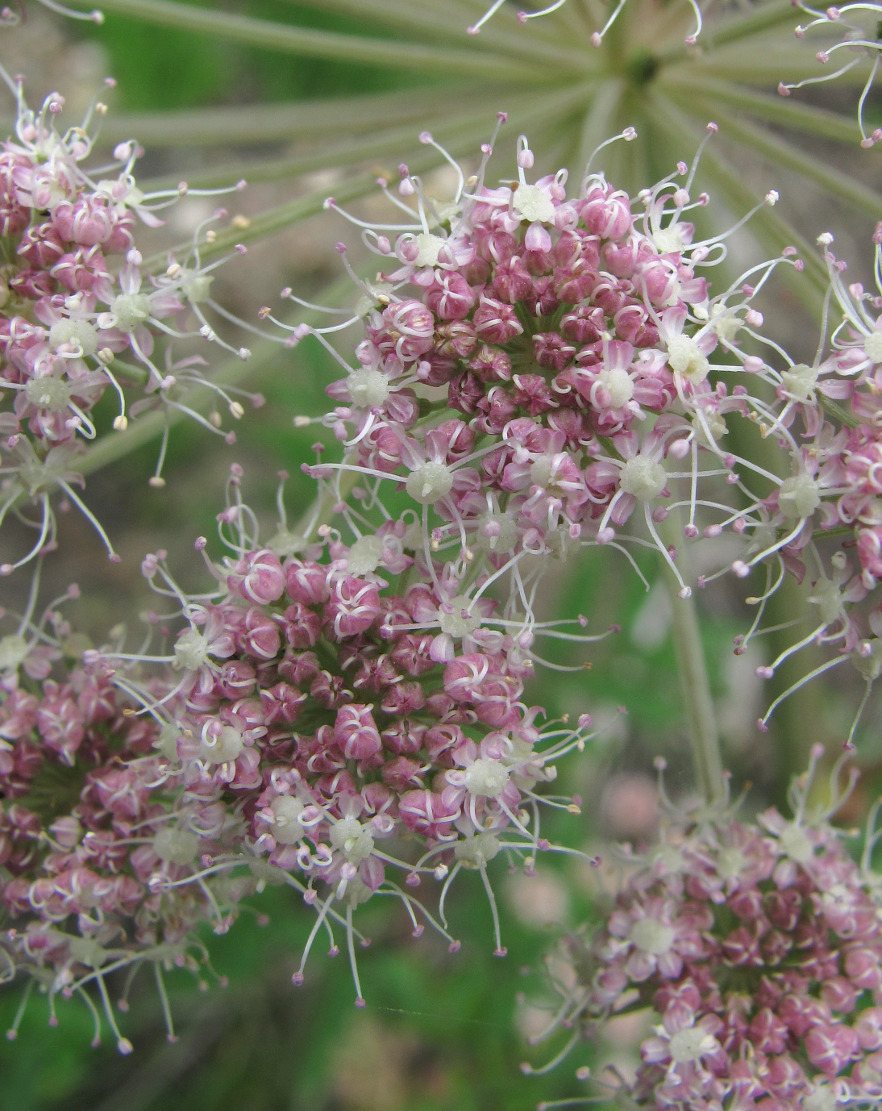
[0, 83, 252, 570]
[107, 472, 593, 1002]
[8, 121, 882, 1052]
[0, 454, 590, 1039]
[0, 627, 231, 1050]
[302, 128, 882, 737]
[726, 231, 882, 736]
[312, 128, 776, 606]
[562, 753, 882, 1108]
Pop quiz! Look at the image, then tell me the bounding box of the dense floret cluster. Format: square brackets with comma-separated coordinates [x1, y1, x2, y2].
[0, 83, 253, 570]
[5, 110, 882, 1071]
[549, 754, 882, 1109]
[313, 127, 779, 605]
[121, 469, 593, 996]
[4, 1, 882, 1105]
[288, 128, 882, 739]
[1, 499, 593, 1032]
[0, 616, 229, 1050]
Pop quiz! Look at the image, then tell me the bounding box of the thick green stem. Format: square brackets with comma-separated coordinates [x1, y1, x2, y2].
[656, 514, 727, 808]
[664, 579, 727, 808]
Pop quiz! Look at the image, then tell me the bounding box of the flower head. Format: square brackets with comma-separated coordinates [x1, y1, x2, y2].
[0, 81, 255, 570]
[535, 750, 882, 1108]
[92, 468, 594, 1002]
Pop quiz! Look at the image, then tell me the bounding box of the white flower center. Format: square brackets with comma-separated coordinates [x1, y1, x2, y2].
[347, 368, 390, 408]
[110, 292, 151, 332]
[474, 511, 519, 554]
[329, 818, 375, 864]
[414, 232, 445, 267]
[49, 318, 99, 356]
[174, 628, 210, 671]
[463, 757, 510, 798]
[454, 833, 501, 868]
[153, 827, 200, 864]
[200, 725, 244, 765]
[406, 461, 454, 504]
[179, 270, 213, 304]
[270, 796, 307, 844]
[0, 634, 28, 671]
[599, 366, 634, 408]
[513, 183, 555, 224]
[529, 456, 557, 489]
[778, 821, 813, 864]
[654, 226, 686, 254]
[667, 335, 709, 382]
[668, 1026, 716, 1065]
[25, 375, 73, 412]
[619, 455, 667, 501]
[781, 362, 819, 401]
[717, 847, 746, 881]
[709, 305, 742, 343]
[629, 916, 674, 956]
[346, 534, 384, 576]
[439, 595, 481, 638]
[778, 474, 820, 519]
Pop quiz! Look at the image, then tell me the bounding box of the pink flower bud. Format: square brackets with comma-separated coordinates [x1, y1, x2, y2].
[845, 947, 882, 990]
[227, 548, 285, 605]
[472, 297, 524, 344]
[325, 576, 381, 638]
[238, 607, 281, 660]
[399, 789, 461, 836]
[805, 1022, 861, 1075]
[334, 704, 382, 761]
[285, 559, 330, 605]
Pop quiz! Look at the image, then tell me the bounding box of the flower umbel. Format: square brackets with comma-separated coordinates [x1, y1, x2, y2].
[0, 76, 254, 569]
[535, 750, 882, 1108]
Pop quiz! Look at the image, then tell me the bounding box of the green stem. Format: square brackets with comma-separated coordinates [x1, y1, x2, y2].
[276, 0, 591, 68]
[668, 75, 865, 143]
[101, 84, 483, 148]
[664, 574, 727, 808]
[136, 79, 597, 192]
[656, 511, 726, 807]
[66, 0, 549, 80]
[698, 0, 803, 48]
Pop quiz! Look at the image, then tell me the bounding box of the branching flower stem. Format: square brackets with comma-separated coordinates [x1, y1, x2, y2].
[660, 521, 727, 808]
